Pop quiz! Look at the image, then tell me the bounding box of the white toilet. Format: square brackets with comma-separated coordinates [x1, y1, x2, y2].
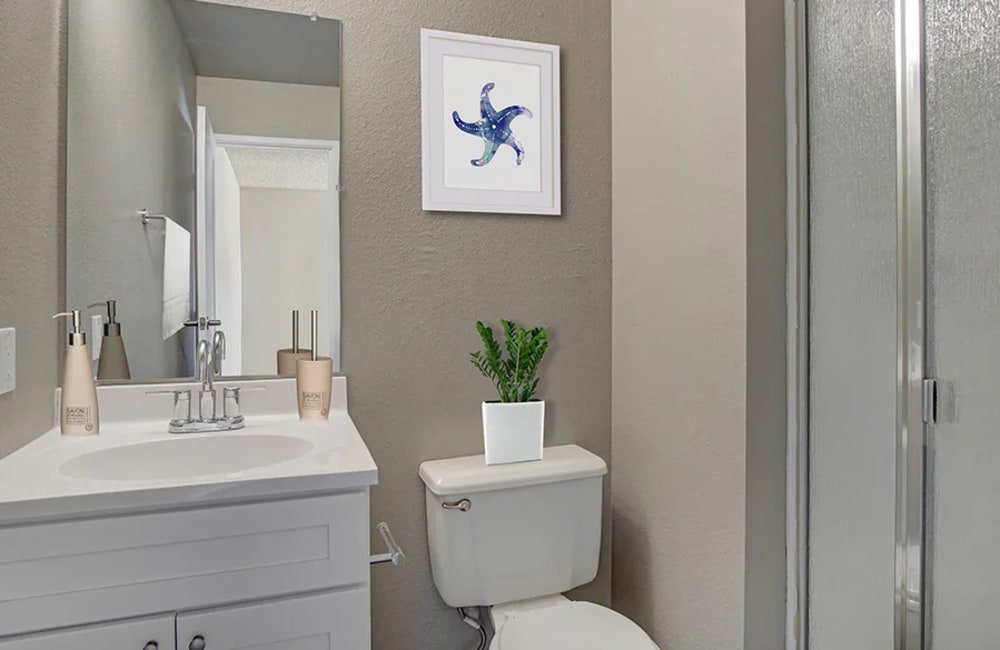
[419, 444, 658, 649]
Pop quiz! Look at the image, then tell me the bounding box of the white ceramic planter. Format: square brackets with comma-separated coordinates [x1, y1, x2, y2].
[482, 401, 545, 465]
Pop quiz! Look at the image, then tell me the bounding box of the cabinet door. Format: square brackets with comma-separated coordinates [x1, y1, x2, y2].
[176, 588, 369, 650]
[0, 615, 173, 650]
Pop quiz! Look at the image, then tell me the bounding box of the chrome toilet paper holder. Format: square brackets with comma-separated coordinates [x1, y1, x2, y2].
[369, 521, 405, 566]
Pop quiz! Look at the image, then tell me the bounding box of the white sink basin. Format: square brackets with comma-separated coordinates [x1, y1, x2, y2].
[59, 434, 315, 481]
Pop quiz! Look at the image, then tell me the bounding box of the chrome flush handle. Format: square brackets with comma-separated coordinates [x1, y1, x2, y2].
[442, 498, 472, 512]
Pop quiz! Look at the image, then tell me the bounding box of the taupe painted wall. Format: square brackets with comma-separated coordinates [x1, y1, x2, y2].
[0, 2, 612, 649]
[611, 1, 747, 649]
[334, 3, 612, 647]
[67, 0, 196, 380]
[0, 0, 65, 459]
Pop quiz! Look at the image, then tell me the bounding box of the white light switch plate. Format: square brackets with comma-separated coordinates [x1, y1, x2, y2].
[0, 328, 15, 395]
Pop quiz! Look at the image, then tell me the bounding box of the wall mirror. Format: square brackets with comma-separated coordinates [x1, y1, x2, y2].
[66, 0, 342, 383]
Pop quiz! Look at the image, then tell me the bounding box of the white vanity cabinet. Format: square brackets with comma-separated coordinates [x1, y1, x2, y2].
[0, 379, 380, 650]
[0, 589, 368, 650]
[0, 491, 374, 650]
[176, 589, 369, 650]
[0, 615, 174, 650]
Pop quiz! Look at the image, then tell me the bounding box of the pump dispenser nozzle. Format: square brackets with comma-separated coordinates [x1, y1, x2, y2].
[87, 300, 122, 336]
[53, 311, 86, 346]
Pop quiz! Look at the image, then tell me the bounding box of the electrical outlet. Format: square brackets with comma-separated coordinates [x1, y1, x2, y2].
[0, 328, 15, 395]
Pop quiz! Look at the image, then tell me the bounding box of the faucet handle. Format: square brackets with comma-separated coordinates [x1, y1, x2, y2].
[222, 386, 242, 423]
[146, 389, 192, 425]
[221, 385, 266, 421]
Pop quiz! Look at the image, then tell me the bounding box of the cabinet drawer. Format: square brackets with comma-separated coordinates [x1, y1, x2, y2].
[0, 492, 369, 636]
[177, 588, 370, 650]
[0, 614, 174, 650]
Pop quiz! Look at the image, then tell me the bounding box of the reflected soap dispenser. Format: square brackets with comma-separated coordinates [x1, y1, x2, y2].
[296, 310, 332, 420]
[90, 300, 131, 380]
[54, 310, 100, 436]
[277, 309, 312, 376]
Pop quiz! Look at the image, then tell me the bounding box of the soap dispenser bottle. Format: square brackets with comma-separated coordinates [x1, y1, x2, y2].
[54, 310, 100, 435]
[277, 309, 312, 375]
[296, 310, 332, 420]
[90, 299, 131, 380]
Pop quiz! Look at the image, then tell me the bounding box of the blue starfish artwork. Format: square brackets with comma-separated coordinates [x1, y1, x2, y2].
[452, 82, 533, 167]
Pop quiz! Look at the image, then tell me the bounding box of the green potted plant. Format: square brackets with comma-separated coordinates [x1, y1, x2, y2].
[470, 319, 549, 465]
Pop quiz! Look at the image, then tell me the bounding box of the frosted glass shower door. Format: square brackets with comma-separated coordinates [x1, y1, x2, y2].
[924, 1, 1000, 646]
[806, 1, 898, 648]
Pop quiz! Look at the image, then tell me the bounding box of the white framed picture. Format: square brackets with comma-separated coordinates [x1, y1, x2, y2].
[421, 29, 561, 215]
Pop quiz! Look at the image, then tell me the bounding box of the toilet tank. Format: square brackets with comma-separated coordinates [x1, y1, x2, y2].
[419, 444, 608, 608]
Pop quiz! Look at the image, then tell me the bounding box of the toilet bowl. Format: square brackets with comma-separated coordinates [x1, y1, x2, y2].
[488, 596, 658, 650]
[419, 445, 658, 649]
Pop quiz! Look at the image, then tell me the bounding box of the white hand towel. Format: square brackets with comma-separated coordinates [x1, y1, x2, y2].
[162, 217, 191, 340]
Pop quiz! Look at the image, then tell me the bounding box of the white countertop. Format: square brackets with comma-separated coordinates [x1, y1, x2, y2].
[0, 377, 378, 525]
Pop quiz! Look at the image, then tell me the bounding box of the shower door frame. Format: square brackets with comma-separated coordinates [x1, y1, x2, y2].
[786, 1, 930, 649]
[891, 1, 927, 648]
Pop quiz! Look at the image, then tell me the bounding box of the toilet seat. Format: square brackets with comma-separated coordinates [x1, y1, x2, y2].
[497, 601, 657, 650]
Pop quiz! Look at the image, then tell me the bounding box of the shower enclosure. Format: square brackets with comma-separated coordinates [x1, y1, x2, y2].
[801, 0, 1000, 648]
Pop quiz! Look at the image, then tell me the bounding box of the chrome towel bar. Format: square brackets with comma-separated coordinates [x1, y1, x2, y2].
[139, 208, 168, 225]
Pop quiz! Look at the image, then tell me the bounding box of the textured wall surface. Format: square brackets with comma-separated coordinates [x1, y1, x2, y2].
[611, 1, 747, 648]
[0, 2, 612, 649]
[334, 3, 612, 647]
[67, 0, 196, 379]
[0, 1, 65, 458]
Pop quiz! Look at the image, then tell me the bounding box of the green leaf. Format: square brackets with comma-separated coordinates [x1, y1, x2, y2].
[470, 319, 549, 402]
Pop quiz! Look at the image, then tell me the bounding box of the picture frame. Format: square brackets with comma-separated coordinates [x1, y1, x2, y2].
[420, 29, 561, 215]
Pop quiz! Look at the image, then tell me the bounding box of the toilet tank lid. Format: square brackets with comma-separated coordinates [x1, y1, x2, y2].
[419, 444, 607, 496]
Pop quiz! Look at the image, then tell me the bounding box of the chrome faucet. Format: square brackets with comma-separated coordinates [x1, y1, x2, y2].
[197, 339, 212, 390]
[154, 326, 245, 434]
[213, 330, 226, 375]
[196, 338, 216, 422]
